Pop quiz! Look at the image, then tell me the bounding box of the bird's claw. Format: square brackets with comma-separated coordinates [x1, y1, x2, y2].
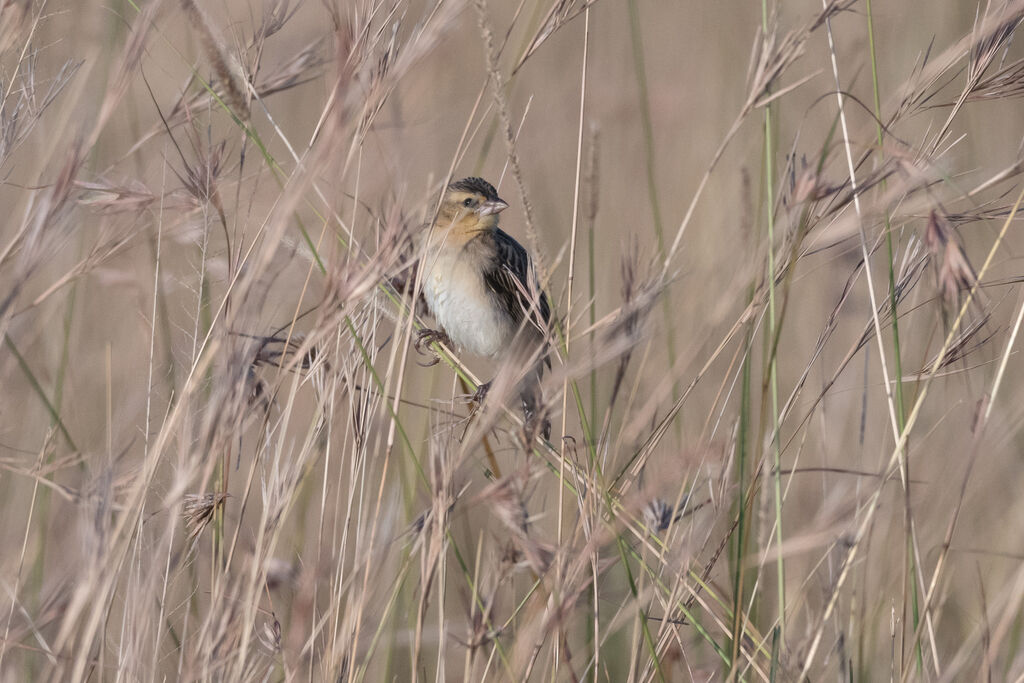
[522, 411, 551, 443]
[471, 380, 492, 404]
[253, 335, 320, 370]
[414, 328, 452, 367]
[520, 390, 550, 442]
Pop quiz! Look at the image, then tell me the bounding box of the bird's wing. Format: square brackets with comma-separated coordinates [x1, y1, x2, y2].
[484, 228, 551, 333]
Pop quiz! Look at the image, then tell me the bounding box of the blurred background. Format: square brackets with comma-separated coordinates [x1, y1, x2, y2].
[3, 0, 1024, 680]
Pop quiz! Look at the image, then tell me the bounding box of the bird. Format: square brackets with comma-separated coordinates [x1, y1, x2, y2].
[415, 176, 551, 439]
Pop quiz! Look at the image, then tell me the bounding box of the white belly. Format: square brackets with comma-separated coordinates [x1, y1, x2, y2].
[423, 251, 512, 358]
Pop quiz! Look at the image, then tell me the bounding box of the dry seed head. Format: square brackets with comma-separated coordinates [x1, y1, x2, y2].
[182, 492, 229, 543]
[745, 1, 855, 112]
[181, 0, 251, 122]
[924, 210, 979, 307]
[481, 472, 532, 534]
[479, 468, 553, 573]
[940, 239, 979, 306]
[76, 179, 157, 214]
[255, 41, 325, 97]
[179, 139, 227, 206]
[256, 616, 282, 654]
[915, 315, 993, 373]
[253, 0, 298, 43]
[924, 209, 950, 254]
[792, 167, 826, 205]
[457, 605, 501, 654]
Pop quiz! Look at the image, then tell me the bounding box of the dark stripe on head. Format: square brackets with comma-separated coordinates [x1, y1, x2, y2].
[448, 177, 500, 201]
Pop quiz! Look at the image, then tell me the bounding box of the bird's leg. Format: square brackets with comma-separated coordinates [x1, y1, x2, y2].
[471, 380, 493, 404]
[414, 328, 452, 366]
[520, 384, 550, 442]
[521, 404, 551, 443]
[253, 334, 319, 370]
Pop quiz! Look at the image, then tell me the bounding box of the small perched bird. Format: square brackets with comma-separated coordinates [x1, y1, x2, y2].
[417, 177, 551, 438]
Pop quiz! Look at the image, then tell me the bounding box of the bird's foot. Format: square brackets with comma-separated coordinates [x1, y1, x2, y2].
[521, 404, 551, 443]
[471, 380, 492, 404]
[252, 334, 319, 370]
[414, 328, 452, 366]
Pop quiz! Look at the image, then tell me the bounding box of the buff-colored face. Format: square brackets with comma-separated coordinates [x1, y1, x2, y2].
[435, 188, 509, 237]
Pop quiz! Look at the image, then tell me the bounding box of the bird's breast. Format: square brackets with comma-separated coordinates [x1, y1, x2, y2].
[422, 249, 512, 358]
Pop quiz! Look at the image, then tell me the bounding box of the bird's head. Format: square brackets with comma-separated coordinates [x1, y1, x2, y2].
[434, 177, 508, 237]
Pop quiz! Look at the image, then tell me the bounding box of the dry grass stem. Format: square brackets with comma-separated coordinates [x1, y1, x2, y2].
[3, 1, 1024, 680]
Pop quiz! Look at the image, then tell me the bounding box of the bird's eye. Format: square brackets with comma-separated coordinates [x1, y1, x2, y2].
[463, 198, 474, 207]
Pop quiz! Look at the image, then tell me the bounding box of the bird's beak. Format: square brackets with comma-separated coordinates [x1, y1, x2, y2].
[477, 198, 509, 216]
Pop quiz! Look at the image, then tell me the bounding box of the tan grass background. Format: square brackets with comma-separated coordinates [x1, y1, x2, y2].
[3, 0, 1024, 680]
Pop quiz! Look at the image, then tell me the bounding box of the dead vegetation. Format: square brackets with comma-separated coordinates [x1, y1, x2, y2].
[2, 0, 1024, 680]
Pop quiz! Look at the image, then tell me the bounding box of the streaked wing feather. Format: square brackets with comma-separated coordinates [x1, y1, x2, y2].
[484, 228, 551, 332]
